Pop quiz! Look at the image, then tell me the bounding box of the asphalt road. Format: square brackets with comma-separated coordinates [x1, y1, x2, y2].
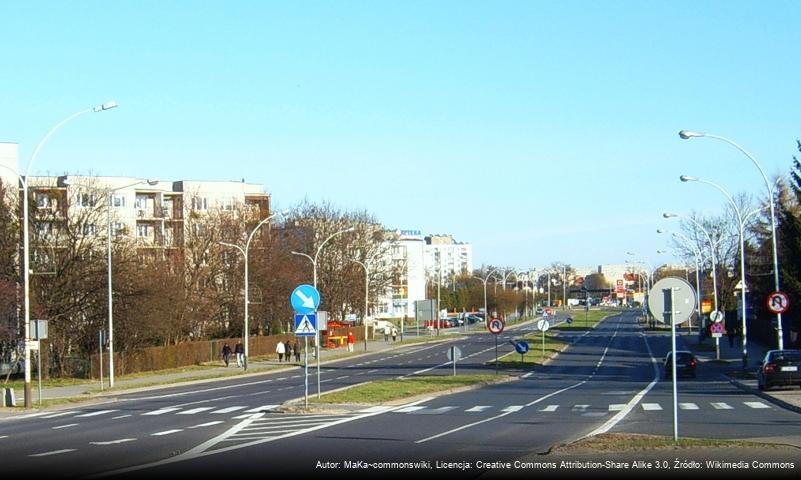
[2, 311, 799, 478]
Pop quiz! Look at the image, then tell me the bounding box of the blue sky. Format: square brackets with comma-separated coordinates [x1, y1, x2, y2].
[2, 1, 800, 269]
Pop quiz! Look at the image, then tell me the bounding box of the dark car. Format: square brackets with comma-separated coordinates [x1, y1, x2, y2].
[663, 350, 697, 379]
[757, 349, 801, 391]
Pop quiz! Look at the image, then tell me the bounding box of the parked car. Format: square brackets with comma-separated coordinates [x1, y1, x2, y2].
[757, 349, 801, 391]
[663, 350, 698, 379]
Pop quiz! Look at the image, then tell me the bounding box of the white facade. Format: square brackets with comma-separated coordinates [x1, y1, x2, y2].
[374, 229, 426, 320]
[423, 234, 473, 286]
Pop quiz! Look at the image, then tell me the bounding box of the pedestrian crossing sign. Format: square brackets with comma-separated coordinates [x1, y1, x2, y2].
[294, 313, 317, 336]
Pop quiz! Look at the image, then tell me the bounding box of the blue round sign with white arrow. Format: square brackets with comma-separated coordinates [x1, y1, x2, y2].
[291, 284, 321, 314]
[515, 341, 529, 355]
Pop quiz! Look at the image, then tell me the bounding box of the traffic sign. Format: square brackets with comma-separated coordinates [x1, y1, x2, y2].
[565, 317, 574, 325]
[537, 319, 550, 332]
[710, 310, 724, 323]
[767, 291, 790, 314]
[447, 346, 462, 361]
[648, 277, 696, 325]
[294, 313, 317, 336]
[710, 323, 724, 334]
[514, 341, 529, 355]
[487, 318, 504, 335]
[291, 284, 320, 314]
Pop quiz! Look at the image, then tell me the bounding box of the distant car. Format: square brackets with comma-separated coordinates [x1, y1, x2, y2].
[535, 307, 544, 315]
[663, 350, 697, 379]
[758, 349, 801, 391]
[465, 314, 483, 324]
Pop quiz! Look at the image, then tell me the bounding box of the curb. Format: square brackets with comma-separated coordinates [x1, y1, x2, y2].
[726, 375, 801, 415]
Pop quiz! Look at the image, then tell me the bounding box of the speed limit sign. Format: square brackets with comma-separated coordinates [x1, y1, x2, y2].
[767, 291, 790, 314]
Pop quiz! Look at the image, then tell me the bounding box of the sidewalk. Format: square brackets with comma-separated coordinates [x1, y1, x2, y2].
[0, 331, 458, 414]
[679, 329, 801, 412]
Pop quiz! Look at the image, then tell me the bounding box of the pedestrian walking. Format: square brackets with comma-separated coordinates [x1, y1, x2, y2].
[293, 340, 301, 362]
[384, 325, 391, 342]
[391, 327, 398, 342]
[285, 341, 293, 361]
[276, 341, 286, 362]
[235, 340, 244, 367]
[221, 343, 232, 367]
[347, 331, 355, 352]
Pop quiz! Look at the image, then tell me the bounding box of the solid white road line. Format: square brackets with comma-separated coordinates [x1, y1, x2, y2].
[112, 415, 132, 419]
[151, 429, 183, 436]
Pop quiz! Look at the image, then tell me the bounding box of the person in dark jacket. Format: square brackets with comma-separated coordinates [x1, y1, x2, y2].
[221, 343, 232, 367]
[293, 340, 301, 362]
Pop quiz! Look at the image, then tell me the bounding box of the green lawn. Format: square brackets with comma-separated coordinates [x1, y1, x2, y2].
[310, 374, 512, 404]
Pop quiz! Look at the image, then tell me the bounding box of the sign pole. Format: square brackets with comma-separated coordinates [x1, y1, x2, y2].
[666, 287, 679, 442]
[452, 346, 456, 376]
[99, 330, 104, 392]
[304, 337, 309, 408]
[495, 335, 498, 374]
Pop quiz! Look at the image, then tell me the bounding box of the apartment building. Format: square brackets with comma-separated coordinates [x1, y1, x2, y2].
[423, 234, 473, 286]
[374, 229, 426, 320]
[0, 145, 270, 253]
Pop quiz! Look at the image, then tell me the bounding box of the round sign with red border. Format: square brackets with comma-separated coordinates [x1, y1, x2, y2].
[487, 317, 505, 335]
[766, 291, 790, 314]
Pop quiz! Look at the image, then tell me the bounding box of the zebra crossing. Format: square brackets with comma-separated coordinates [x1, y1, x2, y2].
[28, 404, 281, 421]
[389, 400, 774, 416]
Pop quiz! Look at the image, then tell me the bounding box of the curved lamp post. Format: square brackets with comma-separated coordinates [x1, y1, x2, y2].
[21, 101, 118, 408]
[349, 258, 369, 352]
[681, 174, 749, 366]
[680, 131, 784, 350]
[472, 269, 499, 325]
[106, 178, 158, 388]
[219, 210, 287, 371]
[291, 226, 355, 398]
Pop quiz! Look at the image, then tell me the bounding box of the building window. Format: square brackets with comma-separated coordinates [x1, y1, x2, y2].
[113, 222, 126, 236]
[35, 193, 52, 209]
[83, 224, 96, 236]
[76, 193, 96, 207]
[136, 224, 151, 238]
[192, 197, 208, 211]
[112, 194, 126, 208]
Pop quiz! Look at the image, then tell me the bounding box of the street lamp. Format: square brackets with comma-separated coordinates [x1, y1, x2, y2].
[21, 101, 118, 408]
[219, 210, 287, 370]
[350, 258, 369, 352]
[106, 178, 158, 388]
[680, 174, 750, 366]
[291, 225, 355, 397]
[680, 131, 784, 350]
[472, 269, 498, 325]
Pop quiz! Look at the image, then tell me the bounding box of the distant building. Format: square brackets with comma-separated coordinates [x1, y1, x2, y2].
[374, 229, 425, 320]
[423, 234, 473, 286]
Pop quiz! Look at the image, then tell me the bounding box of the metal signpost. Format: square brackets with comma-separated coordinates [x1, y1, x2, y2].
[710, 310, 724, 360]
[291, 284, 321, 407]
[447, 345, 462, 376]
[537, 319, 550, 358]
[648, 277, 696, 442]
[32, 320, 47, 404]
[487, 318, 505, 374]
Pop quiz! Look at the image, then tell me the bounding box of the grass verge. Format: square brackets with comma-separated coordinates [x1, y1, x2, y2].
[554, 433, 776, 452]
[310, 374, 512, 404]
[496, 334, 569, 368]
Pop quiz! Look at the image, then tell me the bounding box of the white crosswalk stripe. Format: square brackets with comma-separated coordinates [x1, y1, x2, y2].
[540, 405, 559, 412]
[142, 407, 182, 416]
[679, 403, 700, 410]
[177, 407, 215, 415]
[608, 404, 626, 411]
[211, 406, 247, 414]
[395, 406, 426, 413]
[41, 411, 81, 419]
[501, 405, 524, 413]
[642, 403, 663, 411]
[744, 401, 770, 409]
[465, 406, 492, 412]
[711, 402, 733, 410]
[75, 410, 118, 417]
